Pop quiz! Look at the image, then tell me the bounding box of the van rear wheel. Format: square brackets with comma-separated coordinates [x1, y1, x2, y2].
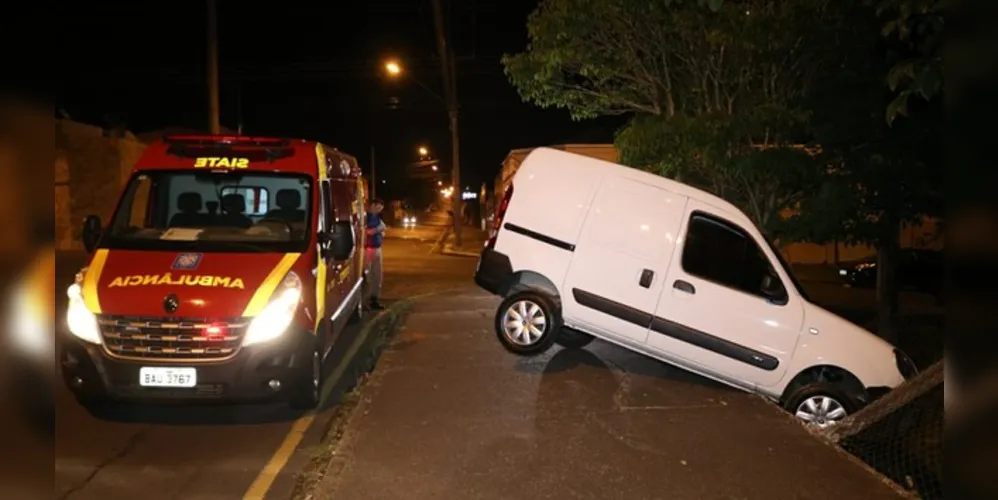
[494, 291, 561, 356]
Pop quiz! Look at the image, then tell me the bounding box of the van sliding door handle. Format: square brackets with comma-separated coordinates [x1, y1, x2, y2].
[639, 269, 654, 288]
[673, 280, 695, 294]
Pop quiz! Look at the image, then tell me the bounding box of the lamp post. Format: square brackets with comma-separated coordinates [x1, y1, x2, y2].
[383, 54, 463, 246]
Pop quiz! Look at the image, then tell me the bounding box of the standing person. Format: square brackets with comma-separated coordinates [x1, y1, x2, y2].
[365, 198, 387, 310]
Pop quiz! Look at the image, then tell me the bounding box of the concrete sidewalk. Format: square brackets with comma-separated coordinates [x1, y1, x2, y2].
[310, 288, 903, 500]
[441, 225, 489, 257]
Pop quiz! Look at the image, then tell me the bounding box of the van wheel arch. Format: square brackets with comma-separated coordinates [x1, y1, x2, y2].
[780, 365, 868, 406]
[501, 271, 561, 307]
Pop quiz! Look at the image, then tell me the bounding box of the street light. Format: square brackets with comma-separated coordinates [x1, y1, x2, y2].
[431, 165, 437, 171]
[418, 146, 429, 157]
[384, 60, 402, 76]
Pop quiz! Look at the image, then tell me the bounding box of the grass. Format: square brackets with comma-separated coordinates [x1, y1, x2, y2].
[289, 301, 413, 500]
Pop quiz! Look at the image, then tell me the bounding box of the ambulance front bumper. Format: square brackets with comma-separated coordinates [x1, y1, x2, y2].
[60, 325, 314, 404]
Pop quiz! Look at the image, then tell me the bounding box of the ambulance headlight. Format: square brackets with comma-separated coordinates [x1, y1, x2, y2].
[244, 271, 303, 346]
[66, 282, 101, 345]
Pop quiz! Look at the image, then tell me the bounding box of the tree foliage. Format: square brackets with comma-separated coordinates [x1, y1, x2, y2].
[504, 0, 840, 230]
[877, 0, 944, 125]
[780, 0, 942, 248]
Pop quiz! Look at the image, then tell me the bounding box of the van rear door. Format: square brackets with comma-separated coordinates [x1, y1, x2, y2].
[561, 177, 689, 346]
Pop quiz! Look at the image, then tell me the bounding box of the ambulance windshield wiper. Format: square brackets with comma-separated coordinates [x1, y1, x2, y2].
[216, 241, 268, 252]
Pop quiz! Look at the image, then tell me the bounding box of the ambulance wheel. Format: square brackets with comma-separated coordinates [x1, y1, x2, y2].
[289, 342, 323, 410]
[348, 294, 364, 325]
[555, 328, 595, 349]
[495, 291, 561, 357]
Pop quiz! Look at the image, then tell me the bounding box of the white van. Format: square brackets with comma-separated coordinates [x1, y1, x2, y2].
[474, 148, 918, 427]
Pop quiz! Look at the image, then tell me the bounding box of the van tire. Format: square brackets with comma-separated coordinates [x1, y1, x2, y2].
[494, 291, 561, 356]
[555, 328, 595, 349]
[289, 341, 323, 410]
[783, 383, 860, 429]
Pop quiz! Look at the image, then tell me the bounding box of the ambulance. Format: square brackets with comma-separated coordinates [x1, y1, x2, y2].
[61, 135, 367, 409]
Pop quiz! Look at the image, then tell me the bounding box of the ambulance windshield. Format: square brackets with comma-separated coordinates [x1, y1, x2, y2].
[102, 170, 313, 253]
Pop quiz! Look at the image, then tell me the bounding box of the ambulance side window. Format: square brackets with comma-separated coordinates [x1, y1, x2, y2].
[127, 175, 153, 228]
[320, 181, 333, 232]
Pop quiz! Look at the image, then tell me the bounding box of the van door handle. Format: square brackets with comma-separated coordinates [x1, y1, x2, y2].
[673, 279, 695, 294]
[639, 269, 654, 288]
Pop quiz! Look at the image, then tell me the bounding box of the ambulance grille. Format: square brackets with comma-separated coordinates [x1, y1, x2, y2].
[97, 316, 247, 361]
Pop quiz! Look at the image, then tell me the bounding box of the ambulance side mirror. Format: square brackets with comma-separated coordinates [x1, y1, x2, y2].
[82, 215, 102, 254]
[326, 221, 355, 261]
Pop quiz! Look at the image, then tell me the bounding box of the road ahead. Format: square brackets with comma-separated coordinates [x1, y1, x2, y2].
[54, 214, 474, 500]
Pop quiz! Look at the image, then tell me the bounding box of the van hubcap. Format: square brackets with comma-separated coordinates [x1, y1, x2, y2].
[795, 396, 847, 428]
[502, 300, 546, 346]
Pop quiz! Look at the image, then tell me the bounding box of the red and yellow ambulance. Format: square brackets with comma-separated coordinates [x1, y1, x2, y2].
[61, 135, 367, 409]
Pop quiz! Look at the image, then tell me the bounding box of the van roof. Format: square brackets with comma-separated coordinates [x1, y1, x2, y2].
[520, 147, 753, 227]
[133, 135, 359, 179]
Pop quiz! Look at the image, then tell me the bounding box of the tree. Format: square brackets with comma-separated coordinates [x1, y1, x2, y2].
[781, 0, 942, 341]
[877, 0, 944, 125]
[503, 0, 838, 230]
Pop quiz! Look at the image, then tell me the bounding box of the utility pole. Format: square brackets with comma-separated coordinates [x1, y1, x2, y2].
[370, 145, 377, 199]
[206, 0, 221, 134]
[431, 0, 462, 247]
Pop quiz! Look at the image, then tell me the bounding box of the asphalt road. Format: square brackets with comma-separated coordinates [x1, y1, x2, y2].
[53, 214, 470, 500]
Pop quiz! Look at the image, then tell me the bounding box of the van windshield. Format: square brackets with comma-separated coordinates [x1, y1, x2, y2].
[101, 170, 313, 253]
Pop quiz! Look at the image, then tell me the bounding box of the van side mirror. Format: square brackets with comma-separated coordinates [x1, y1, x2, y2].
[82, 215, 102, 254]
[324, 221, 355, 261]
[760, 274, 787, 303]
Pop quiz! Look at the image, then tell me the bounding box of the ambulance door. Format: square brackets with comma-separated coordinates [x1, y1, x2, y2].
[318, 178, 339, 353]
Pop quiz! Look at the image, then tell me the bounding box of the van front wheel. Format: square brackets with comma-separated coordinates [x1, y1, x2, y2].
[783, 383, 859, 429]
[495, 291, 561, 356]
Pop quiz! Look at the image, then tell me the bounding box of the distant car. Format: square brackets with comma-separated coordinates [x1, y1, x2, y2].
[401, 212, 417, 228]
[838, 249, 943, 301]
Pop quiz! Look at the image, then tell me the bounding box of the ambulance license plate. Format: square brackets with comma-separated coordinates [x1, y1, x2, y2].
[139, 367, 197, 388]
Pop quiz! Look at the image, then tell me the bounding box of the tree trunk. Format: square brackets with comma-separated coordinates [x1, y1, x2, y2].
[875, 222, 901, 343]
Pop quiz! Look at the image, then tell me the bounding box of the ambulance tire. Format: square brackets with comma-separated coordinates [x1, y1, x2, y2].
[289, 340, 323, 410]
[74, 393, 111, 409]
[348, 294, 364, 325]
[494, 291, 561, 357]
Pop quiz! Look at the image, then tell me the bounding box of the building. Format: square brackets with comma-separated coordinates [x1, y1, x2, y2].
[492, 143, 941, 265]
[495, 144, 619, 202]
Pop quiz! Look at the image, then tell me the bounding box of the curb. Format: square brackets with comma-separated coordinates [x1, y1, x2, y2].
[429, 225, 452, 254]
[291, 288, 468, 500]
[317, 300, 414, 407]
[441, 244, 480, 258]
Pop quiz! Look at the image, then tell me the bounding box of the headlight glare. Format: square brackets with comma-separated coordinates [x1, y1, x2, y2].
[10, 285, 51, 358]
[66, 283, 101, 344]
[244, 272, 303, 346]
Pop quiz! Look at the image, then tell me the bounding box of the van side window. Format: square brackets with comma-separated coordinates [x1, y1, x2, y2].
[681, 213, 776, 298]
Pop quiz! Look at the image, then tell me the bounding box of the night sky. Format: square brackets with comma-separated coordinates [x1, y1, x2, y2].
[56, 1, 625, 197]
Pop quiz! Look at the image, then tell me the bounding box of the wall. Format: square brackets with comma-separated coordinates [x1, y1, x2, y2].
[496, 144, 619, 203]
[0, 101, 52, 265]
[55, 119, 147, 251]
[781, 217, 943, 265]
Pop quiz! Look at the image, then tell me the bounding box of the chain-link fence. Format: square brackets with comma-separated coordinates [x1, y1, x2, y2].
[821, 361, 944, 499]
